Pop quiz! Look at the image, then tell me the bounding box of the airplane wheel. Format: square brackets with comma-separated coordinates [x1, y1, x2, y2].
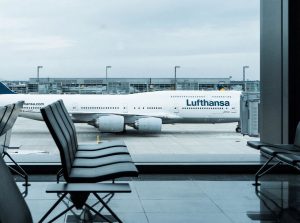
[236, 127, 241, 133]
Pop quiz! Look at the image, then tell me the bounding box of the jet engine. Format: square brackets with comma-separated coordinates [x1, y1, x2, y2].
[96, 115, 124, 132]
[134, 117, 162, 133]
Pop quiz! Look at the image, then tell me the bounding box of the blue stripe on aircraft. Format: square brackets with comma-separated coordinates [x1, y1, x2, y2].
[0, 82, 16, 94]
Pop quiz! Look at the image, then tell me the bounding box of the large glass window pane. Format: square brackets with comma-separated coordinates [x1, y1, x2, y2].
[0, 0, 260, 164]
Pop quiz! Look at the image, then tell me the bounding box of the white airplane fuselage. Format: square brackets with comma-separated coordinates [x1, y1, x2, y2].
[0, 90, 241, 132]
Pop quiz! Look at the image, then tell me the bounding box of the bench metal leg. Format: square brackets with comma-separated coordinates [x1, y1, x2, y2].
[85, 203, 113, 223]
[3, 151, 30, 186]
[90, 192, 114, 211]
[94, 192, 123, 223]
[39, 193, 68, 223]
[253, 156, 281, 186]
[99, 193, 114, 213]
[90, 181, 116, 209]
[48, 204, 75, 223]
[39, 191, 123, 223]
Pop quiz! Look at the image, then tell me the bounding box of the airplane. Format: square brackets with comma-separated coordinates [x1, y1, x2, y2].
[0, 82, 241, 133]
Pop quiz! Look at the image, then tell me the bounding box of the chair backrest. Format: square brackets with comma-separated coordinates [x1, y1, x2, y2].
[41, 104, 73, 181]
[0, 106, 8, 154]
[0, 101, 24, 154]
[0, 107, 6, 122]
[0, 103, 14, 137]
[0, 101, 24, 136]
[49, 102, 76, 162]
[0, 106, 7, 134]
[57, 100, 78, 146]
[294, 122, 300, 147]
[0, 156, 33, 223]
[56, 101, 78, 156]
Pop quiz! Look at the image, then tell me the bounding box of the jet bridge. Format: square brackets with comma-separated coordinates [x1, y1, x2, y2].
[240, 92, 260, 137]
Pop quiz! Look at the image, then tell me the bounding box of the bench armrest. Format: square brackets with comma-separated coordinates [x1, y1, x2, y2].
[46, 183, 131, 193]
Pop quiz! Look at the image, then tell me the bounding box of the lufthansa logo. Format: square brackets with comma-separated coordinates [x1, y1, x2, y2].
[186, 99, 230, 107]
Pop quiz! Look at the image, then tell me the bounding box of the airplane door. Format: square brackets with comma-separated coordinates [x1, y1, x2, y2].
[230, 104, 238, 113]
[71, 103, 78, 112]
[173, 98, 180, 113]
[173, 106, 179, 113]
[123, 106, 128, 113]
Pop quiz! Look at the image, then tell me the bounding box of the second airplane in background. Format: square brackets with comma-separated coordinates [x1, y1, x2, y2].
[0, 82, 241, 133]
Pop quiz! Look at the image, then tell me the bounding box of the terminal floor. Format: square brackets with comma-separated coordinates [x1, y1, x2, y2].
[16, 174, 300, 223]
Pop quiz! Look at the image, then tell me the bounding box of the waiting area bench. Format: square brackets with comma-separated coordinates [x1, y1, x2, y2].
[0, 99, 138, 222]
[40, 100, 138, 222]
[247, 122, 300, 186]
[53, 100, 133, 183]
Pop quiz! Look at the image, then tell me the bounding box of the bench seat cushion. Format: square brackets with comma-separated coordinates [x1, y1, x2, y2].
[247, 141, 269, 150]
[73, 154, 133, 168]
[276, 152, 300, 165]
[247, 141, 299, 151]
[75, 147, 129, 159]
[260, 145, 300, 156]
[69, 162, 138, 183]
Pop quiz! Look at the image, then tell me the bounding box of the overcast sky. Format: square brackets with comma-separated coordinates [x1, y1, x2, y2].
[0, 0, 260, 81]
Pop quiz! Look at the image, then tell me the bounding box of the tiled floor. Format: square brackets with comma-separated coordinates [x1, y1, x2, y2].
[19, 175, 300, 223]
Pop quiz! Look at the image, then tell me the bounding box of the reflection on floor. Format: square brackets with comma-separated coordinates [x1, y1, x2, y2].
[18, 174, 300, 223]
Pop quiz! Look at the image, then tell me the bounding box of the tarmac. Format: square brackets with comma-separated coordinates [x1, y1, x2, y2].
[8, 118, 259, 163]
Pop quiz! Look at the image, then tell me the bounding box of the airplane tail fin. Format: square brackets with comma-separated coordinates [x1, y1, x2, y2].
[0, 82, 16, 94]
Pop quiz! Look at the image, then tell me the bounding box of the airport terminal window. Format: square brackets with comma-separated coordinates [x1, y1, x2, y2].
[3, 0, 260, 165]
[130, 84, 148, 93]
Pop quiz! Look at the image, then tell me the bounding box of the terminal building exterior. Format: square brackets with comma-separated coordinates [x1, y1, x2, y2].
[3, 77, 260, 94]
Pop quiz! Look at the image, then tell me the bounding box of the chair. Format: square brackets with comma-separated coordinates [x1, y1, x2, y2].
[0, 155, 33, 223]
[40, 103, 138, 222]
[248, 122, 300, 186]
[0, 101, 29, 186]
[49, 101, 134, 183]
[41, 103, 138, 182]
[271, 122, 300, 165]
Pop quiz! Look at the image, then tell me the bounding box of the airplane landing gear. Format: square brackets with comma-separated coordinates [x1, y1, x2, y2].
[236, 122, 241, 133]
